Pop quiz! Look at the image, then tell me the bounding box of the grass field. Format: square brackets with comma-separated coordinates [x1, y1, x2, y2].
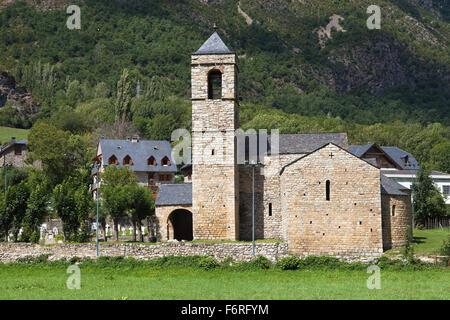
[0, 264, 448, 300]
[0, 126, 29, 144]
[1, 228, 449, 300]
[385, 228, 450, 257]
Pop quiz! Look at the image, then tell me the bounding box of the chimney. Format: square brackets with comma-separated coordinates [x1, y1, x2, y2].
[132, 136, 139, 143]
[11, 137, 16, 144]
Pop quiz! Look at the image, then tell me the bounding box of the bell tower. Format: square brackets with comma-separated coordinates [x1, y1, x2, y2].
[191, 31, 239, 240]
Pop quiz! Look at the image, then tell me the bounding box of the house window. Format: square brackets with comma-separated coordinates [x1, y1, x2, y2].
[326, 180, 330, 201]
[108, 155, 118, 165]
[443, 185, 450, 195]
[161, 156, 170, 166]
[147, 156, 156, 166]
[392, 205, 396, 216]
[159, 174, 172, 182]
[123, 155, 132, 165]
[208, 70, 222, 99]
[14, 145, 22, 155]
[269, 203, 272, 216]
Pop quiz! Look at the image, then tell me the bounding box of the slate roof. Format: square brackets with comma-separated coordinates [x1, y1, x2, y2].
[155, 183, 192, 206]
[0, 138, 27, 154]
[98, 139, 177, 172]
[348, 144, 373, 158]
[380, 174, 410, 195]
[349, 144, 419, 170]
[194, 32, 233, 55]
[381, 146, 419, 170]
[268, 133, 348, 154]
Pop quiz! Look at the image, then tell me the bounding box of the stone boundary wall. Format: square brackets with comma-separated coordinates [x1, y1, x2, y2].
[0, 242, 288, 263]
[0, 242, 380, 263]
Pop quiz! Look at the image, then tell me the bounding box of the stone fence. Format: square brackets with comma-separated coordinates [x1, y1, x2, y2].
[0, 242, 289, 263]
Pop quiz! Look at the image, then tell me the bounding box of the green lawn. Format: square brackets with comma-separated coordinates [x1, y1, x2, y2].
[0, 126, 29, 144]
[0, 265, 448, 300]
[386, 228, 450, 258]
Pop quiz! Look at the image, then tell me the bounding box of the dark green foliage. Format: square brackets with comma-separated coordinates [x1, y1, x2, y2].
[374, 256, 433, 270]
[53, 177, 93, 241]
[276, 256, 301, 270]
[0, 0, 448, 128]
[3, 254, 440, 272]
[27, 122, 91, 187]
[0, 166, 28, 192]
[412, 167, 448, 224]
[22, 183, 48, 243]
[3, 181, 30, 241]
[296, 255, 363, 270]
[440, 235, 450, 257]
[232, 255, 272, 270]
[198, 256, 219, 270]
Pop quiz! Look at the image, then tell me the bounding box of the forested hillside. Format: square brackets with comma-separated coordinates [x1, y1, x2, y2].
[0, 0, 449, 173]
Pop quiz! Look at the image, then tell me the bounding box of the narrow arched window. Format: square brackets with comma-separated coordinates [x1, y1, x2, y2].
[147, 156, 156, 166]
[123, 155, 132, 165]
[208, 69, 222, 99]
[108, 155, 118, 165]
[326, 180, 330, 201]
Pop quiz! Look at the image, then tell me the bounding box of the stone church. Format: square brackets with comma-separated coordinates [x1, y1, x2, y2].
[155, 32, 412, 258]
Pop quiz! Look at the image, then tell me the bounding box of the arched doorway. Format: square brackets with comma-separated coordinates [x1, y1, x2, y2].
[167, 209, 193, 241]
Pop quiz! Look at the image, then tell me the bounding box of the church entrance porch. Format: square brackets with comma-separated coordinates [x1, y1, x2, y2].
[167, 209, 193, 241]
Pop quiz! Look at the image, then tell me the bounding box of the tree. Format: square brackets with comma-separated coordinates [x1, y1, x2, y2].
[0, 171, 29, 241]
[412, 167, 447, 226]
[102, 184, 132, 242]
[5, 181, 30, 241]
[53, 178, 78, 240]
[23, 183, 48, 243]
[53, 177, 93, 242]
[129, 185, 154, 242]
[74, 184, 94, 242]
[101, 165, 137, 187]
[27, 122, 90, 186]
[115, 68, 133, 122]
[0, 166, 28, 191]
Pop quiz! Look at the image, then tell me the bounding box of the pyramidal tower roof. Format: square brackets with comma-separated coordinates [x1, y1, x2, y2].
[194, 32, 233, 55]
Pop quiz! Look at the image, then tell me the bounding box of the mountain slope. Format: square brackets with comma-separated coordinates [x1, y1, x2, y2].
[0, 0, 448, 125]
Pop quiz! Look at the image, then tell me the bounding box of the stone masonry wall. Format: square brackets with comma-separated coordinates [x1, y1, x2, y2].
[280, 144, 383, 257]
[0, 242, 380, 263]
[191, 52, 240, 240]
[155, 205, 193, 242]
[0, 242, 288, 263]
[0, 146, 28, 167]
[381, 193, 412, 250]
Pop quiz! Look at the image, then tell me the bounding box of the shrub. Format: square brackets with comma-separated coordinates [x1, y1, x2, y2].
[198, 256, 219, 270]
[147, 255, 203, 269]
[277, 256, 301, 270]
[69, 256, 83, 264]
[440, 235, 450, 256]
[298, 255, 346, 269]
[375, 256, 433, 270]
[15, 254, 51, 264]
[233, 255, 272, 270]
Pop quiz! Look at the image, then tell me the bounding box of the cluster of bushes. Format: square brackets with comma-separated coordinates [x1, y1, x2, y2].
[7, 254, 443, 270]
